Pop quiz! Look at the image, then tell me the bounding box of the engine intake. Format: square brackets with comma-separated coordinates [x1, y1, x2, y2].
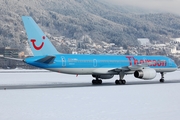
[134, 68, 156, 80]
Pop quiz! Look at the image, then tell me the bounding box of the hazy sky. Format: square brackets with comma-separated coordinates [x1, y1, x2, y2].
[101, 0, 180, 14]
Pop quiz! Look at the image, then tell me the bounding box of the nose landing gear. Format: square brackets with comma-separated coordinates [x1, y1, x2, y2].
[160, 72, 165, 83]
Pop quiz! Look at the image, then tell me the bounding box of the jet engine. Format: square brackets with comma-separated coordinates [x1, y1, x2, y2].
[92, 74, 114, 79]
[134, 68, 156, 80]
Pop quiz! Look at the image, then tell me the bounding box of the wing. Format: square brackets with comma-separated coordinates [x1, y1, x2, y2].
[93, 60, 165, 74]
[109, 60, 165, 73]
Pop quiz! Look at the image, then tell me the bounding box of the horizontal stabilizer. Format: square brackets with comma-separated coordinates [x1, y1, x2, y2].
[0, 56, 23, 61]
[36, 56, 55, 64]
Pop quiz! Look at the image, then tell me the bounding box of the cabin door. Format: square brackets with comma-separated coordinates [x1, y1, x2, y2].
[168, 59, 172, 67]
[93, 59, 97, 67]
[61, 56, 66, 67]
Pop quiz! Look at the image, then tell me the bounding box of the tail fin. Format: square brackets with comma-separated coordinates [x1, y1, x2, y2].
[22, 16, 59, 56]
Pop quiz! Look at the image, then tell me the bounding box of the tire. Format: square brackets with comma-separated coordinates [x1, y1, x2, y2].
[160, 79, 164, 83]
[92, 80, 96, 84]
[99, 80, 102, 84]
[115, 80, 120, 85]
[122, 80, 126, 85]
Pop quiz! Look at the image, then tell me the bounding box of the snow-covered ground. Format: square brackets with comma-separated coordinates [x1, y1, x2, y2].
[0, 70, 180, 120]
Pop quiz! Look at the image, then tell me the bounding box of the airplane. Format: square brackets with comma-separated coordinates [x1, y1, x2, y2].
[21, 16, 178, 85]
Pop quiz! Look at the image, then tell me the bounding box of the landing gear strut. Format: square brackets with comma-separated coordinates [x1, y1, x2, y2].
[115, 71, 126, 85]
[160, 72, 165, 83]
[92, 77, 102, 85]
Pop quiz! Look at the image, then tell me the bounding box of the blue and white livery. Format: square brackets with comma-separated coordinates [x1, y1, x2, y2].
[22, 16, 178, 85]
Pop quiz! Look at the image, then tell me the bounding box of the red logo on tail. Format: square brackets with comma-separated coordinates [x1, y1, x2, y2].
[30, 36, 45, 50]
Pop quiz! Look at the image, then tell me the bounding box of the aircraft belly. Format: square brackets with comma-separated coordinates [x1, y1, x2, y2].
[48, 68, 95, 75]
[92, 68, 116, 74]
[155, 68, 178, 72]
[47, 67, 177, 75]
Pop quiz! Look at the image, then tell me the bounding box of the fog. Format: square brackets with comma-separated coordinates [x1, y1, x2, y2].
[101, 0, 180, 14]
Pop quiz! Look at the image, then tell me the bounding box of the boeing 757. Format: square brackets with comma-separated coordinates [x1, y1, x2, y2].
[21, 16, 178, 85]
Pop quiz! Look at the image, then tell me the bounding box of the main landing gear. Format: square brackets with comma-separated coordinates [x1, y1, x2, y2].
[115, 79, 126, 85]
[92, 78, 102, 85]
[160, 72, 165, 83]
[115, 71, 126, 85]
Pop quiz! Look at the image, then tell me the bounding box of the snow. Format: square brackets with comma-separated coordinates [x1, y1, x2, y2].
[0, 70, 180, 120]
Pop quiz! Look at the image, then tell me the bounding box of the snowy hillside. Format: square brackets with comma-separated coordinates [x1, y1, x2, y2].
[1, 0, 180, 53]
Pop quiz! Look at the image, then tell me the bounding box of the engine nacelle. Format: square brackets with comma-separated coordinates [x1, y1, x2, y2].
[134, 68, 156, 80]
[92, 74, 114, 79]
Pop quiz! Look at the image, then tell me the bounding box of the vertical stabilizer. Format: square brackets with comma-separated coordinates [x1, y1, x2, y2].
[22, 16, 59, 56]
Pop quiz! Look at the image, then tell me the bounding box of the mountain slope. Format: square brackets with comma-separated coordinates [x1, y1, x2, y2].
[0, 0, 180, 53]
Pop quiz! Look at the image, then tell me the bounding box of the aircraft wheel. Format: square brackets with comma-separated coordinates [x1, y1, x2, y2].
[115, 80, 126, 85]
[122, 80, 126, 85]
[92, 80, 102, 85]
[92, 80, 96, 84]
[160, 79, 164, 83]
[115, 80, 120, 85]
[99, 80, 102, 84]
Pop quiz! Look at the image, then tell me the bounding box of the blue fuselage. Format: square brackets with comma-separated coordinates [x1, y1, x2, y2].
[24, 54, 178, 75]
